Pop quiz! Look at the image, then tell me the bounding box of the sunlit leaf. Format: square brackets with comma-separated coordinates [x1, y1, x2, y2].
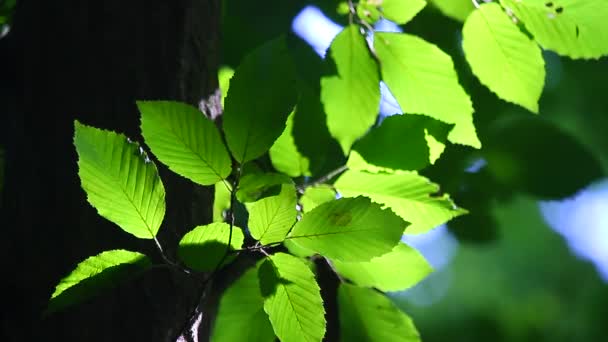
[333, 243, 433, 292]
[462, 3, 545, 113]
[269, 113, 311, 177]
[178, 222, 244, 272]
[300, 185, 337, 213]
[259, 253, 326, 342]
[430, 0, 474, 22]
[374, 32, 480, 148]
[335, 170, 466, 234]
[213, 181, 232, 222]
[382, 0, 427, 24]
[74, 121, 165, 239]
[248, 183, 297, 244]
[218, 66, 235, 106]
[321, 25, 381, 154]
[237, 172, 292, 203]
[288, 197, 407, 261]
[47, 250, 151, 314]
[338, 283, 421, 341]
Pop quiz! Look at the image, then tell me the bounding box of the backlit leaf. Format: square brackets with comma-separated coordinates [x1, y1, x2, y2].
[269, 113, 311, 177]
[382, 0, 427, 24]
[178, 222, 244, 272]
[248, 184, 297, 244]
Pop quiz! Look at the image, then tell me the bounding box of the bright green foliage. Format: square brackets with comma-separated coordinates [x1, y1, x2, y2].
[501, 0, 608, 59]
[223, 36, 297, 163]
[357, 1, 382, 24]
[347, 151, 395, 173]
[248, 184, 297, 244]
[374, 32, 480, 148]
[352, 115, 451, 171]
[74, 121, 165, 239]
[213, 181, 232, 222]
[335, 170, 466, 234]
[138, 101, 232, 185]
[259, 253, 326, 342]
[48, 250, 151, 314]
[237, 172, 292, 203]
[288, 197, 407, 261]
[218, 66, 235, 106]
[462, 3, 545, 113]
[269, 113, 311, 177]
[338, 284, 421, 342]
[284, 240, 316, 258]
[300, 185, 336, 213]
[381, 0, 427, 24]
[321, 25, 381, 154]
[211, 265, 275, 342]
[333, 243, 433, 292]
[178, 222, 244, 272]
[430, 0, 474, 21]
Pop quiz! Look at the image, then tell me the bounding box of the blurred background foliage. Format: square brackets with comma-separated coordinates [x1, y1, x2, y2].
[1, 0, 605, 340]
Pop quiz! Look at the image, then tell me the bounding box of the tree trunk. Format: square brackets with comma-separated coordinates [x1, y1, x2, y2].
[1, 0, 220, 340]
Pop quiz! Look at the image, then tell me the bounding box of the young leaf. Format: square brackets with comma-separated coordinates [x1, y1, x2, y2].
[338, 284, 421, 342]
[178, 222, 244, 272]
[223, 36, 297, 163]
[333, 242, 433, 292]
[47, 250, 151, 314]
[321, 25, 381, 154]
[300, 185, 337, 213]
[138, 101, 232, 185]
[74, 121, 165, 239]
[462, 3, 545, 113]
[269, 112, 311, 177]
[352, 114, 452, 171]
[500, 0, 608, 59]
[381, 0, 427, 24]
[334, 170, 466, 234]
[259, 253, 326, 342]
[288, 197, 407, 261]
[248, 183, 297, 244]
[211, 265, 275, 342]
[213, 181, 232, 222]
[430, 0, 475, 22]
[237, 172, 292, 203]
[374, 32, 480, 148]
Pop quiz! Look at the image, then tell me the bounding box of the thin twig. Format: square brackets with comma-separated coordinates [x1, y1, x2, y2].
[298, 165, 348, 193]
[153, 236, 191, 275]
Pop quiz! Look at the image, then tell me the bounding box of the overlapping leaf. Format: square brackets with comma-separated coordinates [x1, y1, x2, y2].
[501, 0, 608, 59]
[374, 32, 480, 148]
[333, 243, 433, 292]
[335, 170, 466, 234]
[223, 36, 297, 163]
[430, 0, 474, 22]
[178, 223, 244, 272]
[237, 172, 292, 203]
[48, 250, 151, 314]
[288, 197, 407, 261]
[382, 0, 427, 24]
[211, 265, 275, 342]
[74, 121, 165, 239]
[248, 184, 297, 244]
[300, 185, 336, 213]
[338, 284, 421, 342]
[213, 181, 232, 222]
[139, 101, 232, 185]
[463, 3, 545, 113]
[269, 113, 311, 177]
[321, 25, 381, 154]
[259, 253, 326, 342]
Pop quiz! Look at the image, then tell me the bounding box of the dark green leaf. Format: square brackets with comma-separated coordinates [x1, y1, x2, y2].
[178, 223, 244, 272]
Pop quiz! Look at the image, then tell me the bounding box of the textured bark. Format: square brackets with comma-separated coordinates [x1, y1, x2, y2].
[1, 0, 220, 340]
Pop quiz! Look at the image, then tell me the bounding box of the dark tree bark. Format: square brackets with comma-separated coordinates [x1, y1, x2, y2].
[1, 0, 221, 340]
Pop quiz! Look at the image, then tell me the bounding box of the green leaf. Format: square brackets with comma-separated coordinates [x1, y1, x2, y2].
[500, 0, 608, 59]
[381, 0, 427, 24]
[284, 240, 316, 258]
[74, 121, 165, 239]
[321, 25, 381, 154]
[248, 183, 297, 244]
[178, 222, 244, 272]
[48, 250, 151, 314]
[333, 243, 433, 292]
[237, 172, 292, 203]
[352, 114, 452, 171]
[300, 185, 336, 213]
[213, 181, 232, 222]
[347, 151, 395, 173]
[269, 112, 311, 177]
[358, 1, 382, 24]
[288, 197, 407, 261]
[335, 170, 466, 234]
[259, 253, 326, 342]
[462, 3, 545, 113]
[430, 0, 474, 22]
[138, 101, 232, 185]
[211, 265, 275, 342]
[223, 36, 297, 163]
[338, 283, 421, 342]
[374, 32, 480, 148]
[218, 66, 235, 106]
